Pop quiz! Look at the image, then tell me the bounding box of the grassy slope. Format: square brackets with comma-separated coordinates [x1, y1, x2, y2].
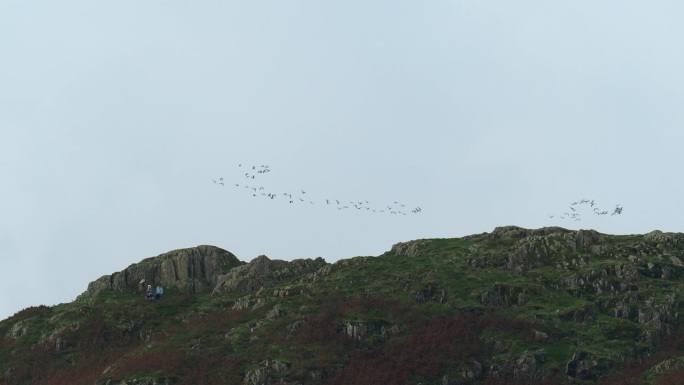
[2, 228, 684, 384]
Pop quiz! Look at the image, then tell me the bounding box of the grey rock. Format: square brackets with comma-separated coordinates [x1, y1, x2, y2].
[455, 360, 483, 381]
[335, 320, 395, 341]
[514, 350, 545, 380]
[566, 351, 609, 381]
[213, 255, 327, 295]
[266, 304, 286, 320]
[78, 245, 242, 299]
[488, 226, 569, 239]
[243, 368, 269, 385]
[55, 337, 67, 351]
[243, 360, 292, 385]
[390, 239, 432, 257]
[286, 320, 305, 337]
[232, 295, 253, 310]
[8, 320, 30, 339]
[648, 357, 684, 376]
[645, 230, 684, 245]
[273, 285, 300, 297]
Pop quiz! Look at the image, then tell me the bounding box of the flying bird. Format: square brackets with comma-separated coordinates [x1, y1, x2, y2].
[611, 205, 623, 216]
[211, 162, 422, 218]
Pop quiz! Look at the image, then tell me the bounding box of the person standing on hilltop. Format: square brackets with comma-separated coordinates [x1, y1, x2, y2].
[155, 284, 164, 300]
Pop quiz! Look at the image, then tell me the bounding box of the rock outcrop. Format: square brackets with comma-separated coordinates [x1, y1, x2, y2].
[487, 225, 570, 239]
[390, 239, 432, 257]
[212, 255, 327, 295]
[243, 360, 293, 385]
[78, 245, 242, 299]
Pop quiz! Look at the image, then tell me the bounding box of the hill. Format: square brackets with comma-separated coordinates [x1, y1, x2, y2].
[2, 226, 684, 385]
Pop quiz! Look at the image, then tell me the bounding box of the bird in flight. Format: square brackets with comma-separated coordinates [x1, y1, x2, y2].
[211, 162, 422, 216]
[547, 198, 623, 221]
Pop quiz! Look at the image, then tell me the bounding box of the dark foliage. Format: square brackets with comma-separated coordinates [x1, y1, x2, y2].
[654, 369, 684, 385]
[329, 306, 558, 385]
[596, 332, 684, 385]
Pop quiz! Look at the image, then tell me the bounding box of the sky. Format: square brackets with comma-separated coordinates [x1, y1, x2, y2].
[1, 1, 683, 321]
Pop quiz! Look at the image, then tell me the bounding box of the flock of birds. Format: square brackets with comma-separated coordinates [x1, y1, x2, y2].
[212, 164, 422, 215]
[212, 165, 627, 222]
[548, 199, 623, 222]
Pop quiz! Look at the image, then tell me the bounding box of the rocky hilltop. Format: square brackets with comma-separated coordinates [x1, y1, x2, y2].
[78, 245, 244, 299]
[3, 226, 684, 385]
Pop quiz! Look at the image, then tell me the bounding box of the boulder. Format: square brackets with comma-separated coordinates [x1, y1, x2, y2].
[513, 349, 548, 381]
[78, 245, 242, 299]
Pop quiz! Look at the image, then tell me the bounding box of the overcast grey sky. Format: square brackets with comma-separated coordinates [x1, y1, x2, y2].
[2, 1, 683, 321]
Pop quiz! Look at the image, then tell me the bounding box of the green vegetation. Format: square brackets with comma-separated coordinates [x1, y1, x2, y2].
[2, 226, 684, 384]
